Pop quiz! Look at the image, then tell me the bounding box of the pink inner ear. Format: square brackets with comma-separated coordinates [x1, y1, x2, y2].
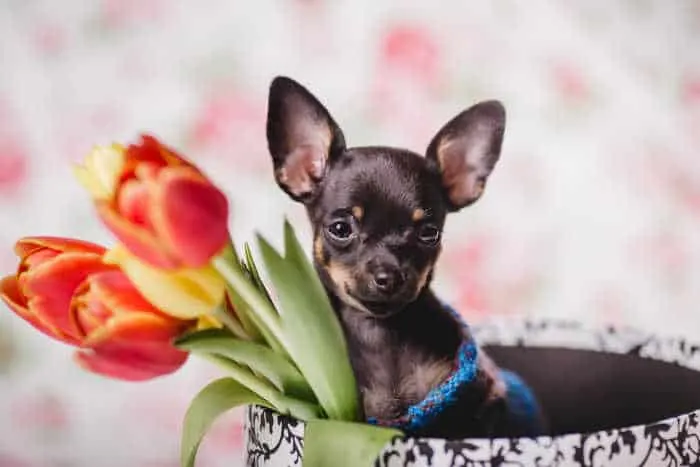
[438, 138, 485, 207]
[277, 144, 327, 198]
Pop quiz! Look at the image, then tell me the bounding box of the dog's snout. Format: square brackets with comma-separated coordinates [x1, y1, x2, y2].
[370, 264, 404, 294]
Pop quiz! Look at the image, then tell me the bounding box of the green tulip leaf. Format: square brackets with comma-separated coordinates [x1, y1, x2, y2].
[181, 346, 322, 421]
[222, 287, 263, 342]
[255, 221, 361, 422]
[175, 329, 316, 401]
[181, 378, 268, 467]
[243, 242, 273, 303]
[282, 220, 329, 303]
[304, 419, 403, 467]
[211, 254, 287, 356]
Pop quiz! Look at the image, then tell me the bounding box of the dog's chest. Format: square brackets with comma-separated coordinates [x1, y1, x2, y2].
[341, 311, 454, 420]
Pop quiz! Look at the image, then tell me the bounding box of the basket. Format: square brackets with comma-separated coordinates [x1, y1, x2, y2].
[243, 318, 700, 466]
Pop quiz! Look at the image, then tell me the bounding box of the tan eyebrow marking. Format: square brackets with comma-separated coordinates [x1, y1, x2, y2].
[412, 208, 426, 222]
[352, 206, 364, 220]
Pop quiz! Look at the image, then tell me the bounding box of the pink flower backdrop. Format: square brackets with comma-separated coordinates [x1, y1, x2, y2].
[1, 1, 700, 465]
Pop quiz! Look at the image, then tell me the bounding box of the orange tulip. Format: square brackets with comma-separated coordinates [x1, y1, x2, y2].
[74, 134, 230, 269]
[0, 237, 193, 381]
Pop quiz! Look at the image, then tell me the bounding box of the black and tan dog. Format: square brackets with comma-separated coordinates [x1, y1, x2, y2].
[265, 76, 545, 438]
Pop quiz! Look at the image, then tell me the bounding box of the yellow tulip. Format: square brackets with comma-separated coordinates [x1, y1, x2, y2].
[104, 246, 225, 328]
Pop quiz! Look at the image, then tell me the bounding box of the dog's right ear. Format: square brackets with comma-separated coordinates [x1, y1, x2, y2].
[266, 76, 346, 203]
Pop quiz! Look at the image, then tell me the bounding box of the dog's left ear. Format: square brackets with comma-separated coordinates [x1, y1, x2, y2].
[266, 76, 346, 203]
[426, 100, 506, 211]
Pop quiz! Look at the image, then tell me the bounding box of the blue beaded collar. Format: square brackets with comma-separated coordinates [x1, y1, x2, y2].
[366, 306, 479, 432]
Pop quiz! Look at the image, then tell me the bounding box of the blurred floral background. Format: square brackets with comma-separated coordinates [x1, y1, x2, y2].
[1, 1, 699, 465]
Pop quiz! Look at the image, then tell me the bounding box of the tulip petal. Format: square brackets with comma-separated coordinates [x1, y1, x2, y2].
[75, 347, 187, 381]
[130, 134, 193, 169]
[75, 351, 161, 381]
[0, 275, 79, 345]
[82, 313, 186, 347]
[196, 314, 222, 330]
[104, 246, 225, 320]
[117, 178, 153, 229]
[97, 202, 179, 269]
[21, 249, 60, 272]
[14, 236, 106, 259]
[78, 313, 189, 380]
[84, 270, 173, 320]
[73, 294, 112, 336]
[24, 252, 114, 341]
[73, 144, 126, 200]
[151, 167, 229, 268]
[127, 134, 172, 166]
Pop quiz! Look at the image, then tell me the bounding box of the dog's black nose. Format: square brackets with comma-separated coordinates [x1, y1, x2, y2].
[371, 266, 403, 294]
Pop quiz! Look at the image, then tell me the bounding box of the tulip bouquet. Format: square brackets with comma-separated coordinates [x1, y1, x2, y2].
[0, 135, 401, 467]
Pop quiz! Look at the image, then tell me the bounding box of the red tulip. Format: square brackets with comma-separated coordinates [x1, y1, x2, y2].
[0, 237, 193, 381]
[74, 135, 230, 269]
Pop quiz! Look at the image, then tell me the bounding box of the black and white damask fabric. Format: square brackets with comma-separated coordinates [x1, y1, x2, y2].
[243, 319, 700, 466]
[375, 409, 700, 466]
[243, 405, 304, 467]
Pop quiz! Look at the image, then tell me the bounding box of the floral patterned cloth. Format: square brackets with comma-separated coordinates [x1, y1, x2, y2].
[1, 1, 699, 466]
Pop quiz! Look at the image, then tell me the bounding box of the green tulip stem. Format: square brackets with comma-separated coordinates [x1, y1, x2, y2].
[212, 255, 288, 357]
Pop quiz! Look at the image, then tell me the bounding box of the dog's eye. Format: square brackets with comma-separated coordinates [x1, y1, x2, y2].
[417, 225, 441, 245]
[327, 220, 355, 242]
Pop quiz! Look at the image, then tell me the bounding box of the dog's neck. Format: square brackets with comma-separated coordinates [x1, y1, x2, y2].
[327, 286, 463, 361]
[324, 283, 477, 425]
[319, 274, 513, 437]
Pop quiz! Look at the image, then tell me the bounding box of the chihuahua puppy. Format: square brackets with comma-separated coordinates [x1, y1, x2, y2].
[265, 76, 545, 438]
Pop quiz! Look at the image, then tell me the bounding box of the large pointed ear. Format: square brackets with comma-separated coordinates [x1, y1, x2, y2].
[266, 76, 346, 203]
[426, 100, 506, 211]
